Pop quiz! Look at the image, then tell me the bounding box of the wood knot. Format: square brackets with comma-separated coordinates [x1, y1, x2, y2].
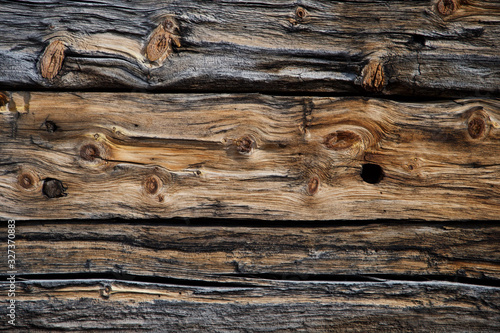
[40, 40, 65, 80]
[295, 7, 308, 19]
[468, 117, 486, 139]
[235, 136, 255, 154]
[466, 107, 491, 140]
[101, 285, 111, 299]
[80, 144, 101, 161]
[18, 172, 37, 190]
[144, 175, 162, 195]
[323, 131, 361, 150]
[0, 92, 8, 107]
[361, 60, 385, 93]
[436, 0, 460, 16]
[307, 176, 320, 196]
[43, 120, 58, 133]
[42, 178, 67, 198]
[146, 18, 181, 63]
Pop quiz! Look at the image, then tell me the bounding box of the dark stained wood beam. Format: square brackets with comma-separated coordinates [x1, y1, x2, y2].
[0, 0, 499, 96]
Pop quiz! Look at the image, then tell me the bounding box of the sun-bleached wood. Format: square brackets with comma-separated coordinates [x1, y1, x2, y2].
[0, 92, 499, 220]
[0, 0, 499, 96]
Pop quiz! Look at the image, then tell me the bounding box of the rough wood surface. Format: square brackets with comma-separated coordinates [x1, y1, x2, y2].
[1, 222, 498, 281]
[1, 279, 499, 332]
[0, 0, 499, 96]
[1, 92, 499, 220]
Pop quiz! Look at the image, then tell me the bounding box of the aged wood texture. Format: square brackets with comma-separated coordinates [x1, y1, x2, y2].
[1, 279, 499, 332]
[1, 222, 498, 281]
[0, 0, 499, 96]
[1, 92, 499, 220]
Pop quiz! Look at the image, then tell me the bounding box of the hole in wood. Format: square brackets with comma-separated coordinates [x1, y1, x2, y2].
[42, 178, 67, 198]
[409, 34, 426, 47]
[44, 120, 58, 133]
[361, 163, 384, 184]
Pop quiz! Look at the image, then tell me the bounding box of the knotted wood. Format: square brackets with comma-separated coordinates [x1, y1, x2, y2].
[1, 92, 499, 220]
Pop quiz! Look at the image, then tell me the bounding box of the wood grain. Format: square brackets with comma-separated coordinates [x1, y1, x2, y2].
[1, 222, 498, 281]
[0, 0, 499, 96]
[1, 279, 499, 332]
[1, 92, 499, 220]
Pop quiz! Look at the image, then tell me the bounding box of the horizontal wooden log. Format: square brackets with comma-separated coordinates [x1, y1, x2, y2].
[1, 279, 499, 331]
[1, 92, 499, 220]
[0, 222, 498, 281]
[0, 0, 499, 96]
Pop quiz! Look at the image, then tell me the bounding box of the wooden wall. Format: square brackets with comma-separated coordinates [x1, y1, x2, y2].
[1, 0, 499, 331]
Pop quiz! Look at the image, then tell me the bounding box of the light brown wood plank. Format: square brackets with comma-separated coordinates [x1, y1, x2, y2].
[1, 222, 498, 281]
[0, 0, 499, 96]
[1, 278, 499, 332]
[0, 92, 499, 220]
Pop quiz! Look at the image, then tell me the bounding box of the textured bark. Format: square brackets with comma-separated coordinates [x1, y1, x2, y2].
[1, 92, 499, 220]
[0, 0, 499, 96]
[0, 279, 499, 332]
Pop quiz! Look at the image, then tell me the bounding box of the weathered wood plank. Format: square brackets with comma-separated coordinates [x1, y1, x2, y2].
[0, 0, 499, 96]
[1, 279, 499, 331]
[1, 92, 499, 220]
[1, 222, 498, 281]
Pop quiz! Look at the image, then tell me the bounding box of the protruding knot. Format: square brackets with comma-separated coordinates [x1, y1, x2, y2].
[436, 0, 460, 16]
[361, 60, 385, 93]
[40, 40, 65, 80]
[146, 18, 181, 63]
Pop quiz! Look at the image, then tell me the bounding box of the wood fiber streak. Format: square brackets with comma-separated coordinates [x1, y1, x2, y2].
[1, 92, 499, 220]
[0, 279, 499, 332]
[0, 223, 498, 280]
[0, 0, 499, 96]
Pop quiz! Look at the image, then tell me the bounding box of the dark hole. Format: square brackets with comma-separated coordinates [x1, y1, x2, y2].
[44, 120, 58, 133]
[361, 163, 384, 184]
[42, 178, 67, 198]
[410, 34, 426, 47]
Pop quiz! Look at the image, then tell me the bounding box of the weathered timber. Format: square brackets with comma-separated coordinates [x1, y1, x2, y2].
[0, 222, 498, 281]
[1, 92, 499, 220]
[1, 279, 499, 332]
[0, 0, 499, 96]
